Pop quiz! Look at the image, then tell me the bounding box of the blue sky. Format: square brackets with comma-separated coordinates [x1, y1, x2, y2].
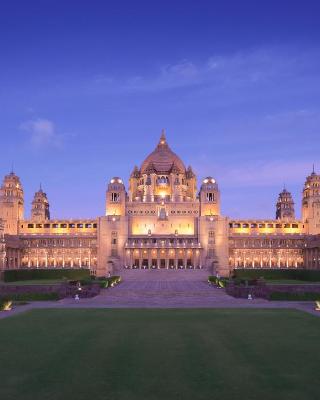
[1, 0, 320, 219]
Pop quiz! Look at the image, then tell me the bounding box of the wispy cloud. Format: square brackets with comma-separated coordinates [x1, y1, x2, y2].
[20, 118, 63, 149]
[91, 46, 320, 94]
[195, 159, 313, 188]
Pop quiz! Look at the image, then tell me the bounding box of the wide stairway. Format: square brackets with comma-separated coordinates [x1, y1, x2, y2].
[90, 269, 238, 307]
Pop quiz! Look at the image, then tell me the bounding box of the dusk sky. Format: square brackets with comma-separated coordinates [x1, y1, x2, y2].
[1, 1, 320, 220]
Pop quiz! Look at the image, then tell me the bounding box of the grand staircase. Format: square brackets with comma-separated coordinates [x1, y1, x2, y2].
[91, 270, 236, 307]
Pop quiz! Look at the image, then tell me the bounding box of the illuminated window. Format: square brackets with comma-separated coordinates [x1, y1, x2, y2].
[206, 192, 214, 202]
[111, 192, 120, 202]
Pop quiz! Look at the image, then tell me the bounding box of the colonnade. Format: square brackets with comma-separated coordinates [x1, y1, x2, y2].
[304, 247, 320, 269]
[229, 249, 304, 269]
[19, 249, 97, 269]
[125, 248, 202, 269]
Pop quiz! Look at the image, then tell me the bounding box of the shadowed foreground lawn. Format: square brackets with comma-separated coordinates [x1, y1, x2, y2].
[0, 309, 319, 400]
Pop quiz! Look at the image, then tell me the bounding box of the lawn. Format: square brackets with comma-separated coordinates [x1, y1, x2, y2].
[0, 309, 319, 400]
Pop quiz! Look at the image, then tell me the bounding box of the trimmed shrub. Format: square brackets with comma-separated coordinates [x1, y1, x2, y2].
[0, 299, 13, 311]
[106, 276, 121, 287]
[95, 276, 121, 289]
[269, 292, 320, 301]
[208, 276, 218, 284]
[3, 269, 91, 282]
[97, 280, 108, 288]
[233, 269, 320, 282]
[208, 276, 228, 288]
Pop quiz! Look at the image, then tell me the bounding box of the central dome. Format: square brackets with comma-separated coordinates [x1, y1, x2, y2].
[141, 130, 186, 174]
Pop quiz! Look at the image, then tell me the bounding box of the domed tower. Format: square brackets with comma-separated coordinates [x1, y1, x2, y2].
[106, 177, 126, 216]
[302, 167, 320, 234]
[199, 177, 220, 216]
[0, 171, 24, 234]
[276, 187, 295, 221]
[133, 130, 195, 202]
[31, 185, 50, 221]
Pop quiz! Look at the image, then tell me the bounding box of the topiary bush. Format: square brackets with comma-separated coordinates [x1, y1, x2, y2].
[106, 276, 121, 287]
[208, 276, 228, 288]
[0, 299, 13, 311]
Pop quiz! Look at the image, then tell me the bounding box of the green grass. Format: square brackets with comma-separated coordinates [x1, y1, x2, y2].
[0, 309, 320, 400]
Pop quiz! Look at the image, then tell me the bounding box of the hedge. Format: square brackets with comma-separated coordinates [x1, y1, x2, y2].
[269, 292, 320, 301]
[3, 269, 91, 282]
[0, 293, 60, 303]
[232, 269, 320, 282]
[1, 293, 60, 301]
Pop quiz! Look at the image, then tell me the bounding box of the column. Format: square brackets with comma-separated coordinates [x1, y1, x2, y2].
[148, 250, 152, 269]
[139, 249, 143, 269]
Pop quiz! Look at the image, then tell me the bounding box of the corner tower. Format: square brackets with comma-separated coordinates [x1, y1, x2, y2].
[199, 177, 220, 216]
[276, 188, 295, 220]
[31, 185, 50, 221]
[302, 168, 320, 234]
[105, 177, 126, 216]
[0, 172, 24, 234]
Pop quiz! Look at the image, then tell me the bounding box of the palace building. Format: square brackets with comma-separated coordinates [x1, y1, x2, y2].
[1, 131, 320, 277]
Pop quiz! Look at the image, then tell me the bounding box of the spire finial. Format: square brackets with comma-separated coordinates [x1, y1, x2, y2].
[10, 162, 14, 174]
[313, 164, 315, 174]
[159, 129, 166, 145]
[40, 182, 42, 191]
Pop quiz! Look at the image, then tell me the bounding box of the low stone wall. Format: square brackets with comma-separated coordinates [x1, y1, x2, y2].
[0, 283, 101, 299]
[226, 282, 320, 299]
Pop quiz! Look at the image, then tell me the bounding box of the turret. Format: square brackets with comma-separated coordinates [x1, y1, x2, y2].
[0, 171, 24, 234]
[276, 187, 295, 221]
[106, 177, 126, 216]
[31, 185, 50, 221]
[302, 167, 320, 234]
[199, 177, 220, 216]
[143, 174, 153, 202]
[186, 166, 197, 200]
[0, 219, 5, 270]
